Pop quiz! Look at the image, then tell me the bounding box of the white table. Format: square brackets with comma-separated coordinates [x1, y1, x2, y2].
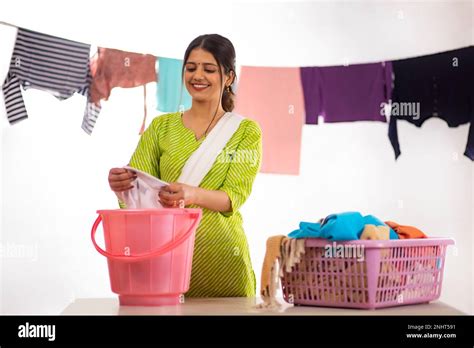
[61, 297, 465, 316]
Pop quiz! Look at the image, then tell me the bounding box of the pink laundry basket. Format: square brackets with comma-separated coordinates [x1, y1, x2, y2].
[281, 238, 454, 309]
[91, 208, 202, 306]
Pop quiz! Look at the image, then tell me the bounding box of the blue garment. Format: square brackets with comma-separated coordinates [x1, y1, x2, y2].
[288, 212, 399, 240]
[156, 57, 192, 112]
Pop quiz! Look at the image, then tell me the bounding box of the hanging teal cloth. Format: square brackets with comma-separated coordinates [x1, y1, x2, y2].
[156, 57, 192, 112]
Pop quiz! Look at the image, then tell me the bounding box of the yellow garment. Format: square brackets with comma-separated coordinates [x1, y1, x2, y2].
[360, 224, 390, 240]
[258, 235, 285, 308]
[280, 238, 306, 275]
[256, 236, 305, 308]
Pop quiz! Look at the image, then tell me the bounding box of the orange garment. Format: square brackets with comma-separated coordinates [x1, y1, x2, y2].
[385, 221, 427, 239]
[235, 67, 305, 175]
[90, 47, 157, 133]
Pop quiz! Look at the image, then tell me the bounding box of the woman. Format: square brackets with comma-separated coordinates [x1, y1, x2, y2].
[108, 34, 262, 297]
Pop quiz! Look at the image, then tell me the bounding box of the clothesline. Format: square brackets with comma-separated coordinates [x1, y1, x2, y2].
[0, 21, 469, 68]
[1, 21, 473, 176]
[235, 46, 474, 174]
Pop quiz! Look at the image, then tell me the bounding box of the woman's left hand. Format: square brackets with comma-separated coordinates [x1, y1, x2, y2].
[158, 182, 198, 208]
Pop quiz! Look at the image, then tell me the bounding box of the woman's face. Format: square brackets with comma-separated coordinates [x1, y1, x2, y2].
[184, 48, 230, 104]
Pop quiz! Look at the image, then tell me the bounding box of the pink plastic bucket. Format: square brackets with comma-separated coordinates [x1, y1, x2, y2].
[91, 208, 202, 306]
[281, 237, 454, 309]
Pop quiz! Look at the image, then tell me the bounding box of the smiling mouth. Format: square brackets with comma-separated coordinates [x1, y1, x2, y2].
[191, 83, 210, 91]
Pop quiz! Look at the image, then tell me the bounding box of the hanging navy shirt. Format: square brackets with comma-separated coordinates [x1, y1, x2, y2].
[389, 46, 474, 160]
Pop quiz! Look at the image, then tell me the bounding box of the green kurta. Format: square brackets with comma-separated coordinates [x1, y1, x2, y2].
[124, 112, 262, 297]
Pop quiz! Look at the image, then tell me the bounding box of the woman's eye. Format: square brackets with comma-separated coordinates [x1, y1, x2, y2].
[185, 67, 216, 73]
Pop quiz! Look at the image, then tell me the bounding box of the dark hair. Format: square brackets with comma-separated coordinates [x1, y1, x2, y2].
[181, 34, 236, 112]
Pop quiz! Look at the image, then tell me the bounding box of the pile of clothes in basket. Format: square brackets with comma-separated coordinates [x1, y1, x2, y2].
[257, 211, 431, 308]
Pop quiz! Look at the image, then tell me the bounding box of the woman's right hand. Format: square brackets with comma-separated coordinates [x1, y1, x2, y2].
[108, 168, 137, 192]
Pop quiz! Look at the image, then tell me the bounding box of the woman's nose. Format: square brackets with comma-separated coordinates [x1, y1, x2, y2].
[193, 74, 204, 81]
[193, 67, 205, 80]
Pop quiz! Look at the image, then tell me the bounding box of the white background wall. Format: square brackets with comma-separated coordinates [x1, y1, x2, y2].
[0, 0, 473, 314]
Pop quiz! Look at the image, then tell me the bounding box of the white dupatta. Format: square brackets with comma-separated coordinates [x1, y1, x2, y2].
[117, 112, 244, 208]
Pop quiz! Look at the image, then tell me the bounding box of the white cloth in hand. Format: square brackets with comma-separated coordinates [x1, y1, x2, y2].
[116, 166, 168, 208]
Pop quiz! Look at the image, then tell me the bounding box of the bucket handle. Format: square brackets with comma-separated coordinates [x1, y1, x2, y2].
[91, 212, 201, 262]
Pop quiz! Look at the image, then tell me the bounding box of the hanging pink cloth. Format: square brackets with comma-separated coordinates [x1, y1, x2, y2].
[90, 47, 157, 134]
[235, 66, 305, 175]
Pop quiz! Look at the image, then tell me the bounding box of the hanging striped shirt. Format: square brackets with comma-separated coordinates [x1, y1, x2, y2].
[1, 27, 101, 134]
